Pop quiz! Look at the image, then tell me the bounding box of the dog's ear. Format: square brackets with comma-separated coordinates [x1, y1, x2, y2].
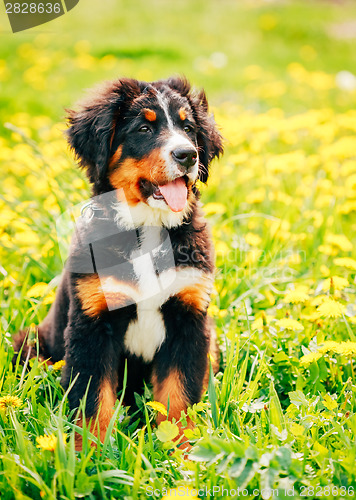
[190, 89, 224, 183]
[165, 75, 192, 97]
[66, 78, 142, 191]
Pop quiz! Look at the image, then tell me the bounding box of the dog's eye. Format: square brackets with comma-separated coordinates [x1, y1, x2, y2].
[138, 125, 151, 133]
[183, 125, 193, 133]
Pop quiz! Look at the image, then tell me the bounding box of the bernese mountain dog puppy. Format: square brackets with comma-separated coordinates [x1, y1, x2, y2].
[13, 76, 223, 448]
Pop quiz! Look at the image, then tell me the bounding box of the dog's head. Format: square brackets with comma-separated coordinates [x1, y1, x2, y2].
[67, 77, 223, 222]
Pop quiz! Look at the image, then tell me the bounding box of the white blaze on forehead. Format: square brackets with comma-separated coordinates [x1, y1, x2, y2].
[153, 90, 199, 183]
[155, 90, 175, 131]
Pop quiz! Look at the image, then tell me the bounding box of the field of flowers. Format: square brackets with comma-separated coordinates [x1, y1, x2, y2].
[1, 0, 356, 498]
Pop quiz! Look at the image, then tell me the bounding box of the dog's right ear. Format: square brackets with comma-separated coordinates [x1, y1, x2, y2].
[66, 78, 142, 192]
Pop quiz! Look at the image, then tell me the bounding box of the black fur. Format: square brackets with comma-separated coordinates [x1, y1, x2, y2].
[13, 76, 223, 444]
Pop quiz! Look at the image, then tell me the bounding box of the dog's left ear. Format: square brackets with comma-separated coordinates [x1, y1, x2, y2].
[190, 89, 224, 183]
[66, 78, 142, 192]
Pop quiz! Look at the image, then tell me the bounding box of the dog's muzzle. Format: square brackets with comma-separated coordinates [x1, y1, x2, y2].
[172, 147, 198, 173]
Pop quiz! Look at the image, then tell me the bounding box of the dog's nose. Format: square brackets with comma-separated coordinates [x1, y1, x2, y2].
[172, 147, 198, 171]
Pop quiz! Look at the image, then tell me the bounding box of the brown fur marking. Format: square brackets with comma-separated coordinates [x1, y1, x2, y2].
[109, 145, 123, 170]
[109, 150, 183, 205]
[152, 369, 188, 423]
[179, 107, 187, 121]
[76, 275, 137, 318]
[177, 273, 213, 312]
[74, 378, 117, 450]
[143, 108, 157, 122]
[152, 369, 193, 450]
[97, 378, 117, 435]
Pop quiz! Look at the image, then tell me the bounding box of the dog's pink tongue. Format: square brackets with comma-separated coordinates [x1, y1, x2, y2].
[159, 177, 188, 212]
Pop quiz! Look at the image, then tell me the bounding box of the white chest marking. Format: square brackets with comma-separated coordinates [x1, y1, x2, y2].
[123, 228, 206, 361]
[113, 199, 191, 229]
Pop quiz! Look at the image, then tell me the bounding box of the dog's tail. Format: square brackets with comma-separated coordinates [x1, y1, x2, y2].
[12, 325, 53, 367]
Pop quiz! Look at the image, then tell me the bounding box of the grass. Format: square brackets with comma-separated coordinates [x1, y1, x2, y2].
[1, 0, 356, 498]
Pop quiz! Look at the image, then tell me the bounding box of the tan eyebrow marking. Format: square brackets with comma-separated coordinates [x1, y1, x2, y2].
[179, 107, 187, 121]
[143, 108, 157, 122]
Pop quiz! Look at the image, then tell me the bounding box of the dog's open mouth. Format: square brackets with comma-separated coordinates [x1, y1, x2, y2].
[143, 176, 189, 212]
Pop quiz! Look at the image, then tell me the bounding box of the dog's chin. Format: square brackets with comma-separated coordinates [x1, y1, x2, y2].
[113, 186, 194, 229]
[146, 196, 174, 212]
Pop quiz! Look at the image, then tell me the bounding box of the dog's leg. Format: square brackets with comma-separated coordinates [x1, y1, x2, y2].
[152, 299, 211, 449]
[61, 319, 120, 450]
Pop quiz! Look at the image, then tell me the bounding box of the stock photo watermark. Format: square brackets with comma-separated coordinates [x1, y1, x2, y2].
[3, 0, 80, 32]
[145, 485, 355, 498]
[54, 189, 308, 314]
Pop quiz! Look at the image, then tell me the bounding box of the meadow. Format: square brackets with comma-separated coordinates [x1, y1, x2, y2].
[1, 0, 356, 498]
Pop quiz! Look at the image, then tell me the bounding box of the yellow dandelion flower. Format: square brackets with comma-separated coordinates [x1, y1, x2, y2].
[334, 342, 356, 356]
[36, 433, 66, 452]
[320, 265, 330, 277]
[203, 202, 226, 215]
[36, 434, 57, 452]
[317, 341, 340, 354]
[334, 257, 356, 271]
[290, 422, 305, 437]
[146, 401, 168, 417]
[207, 304, 220, 317]
[338, 200, 356, 215]
[316, 300, 346, 318]
[215, 241, 230, 257]
[244, 249, 263, 266]
[299, 352, 322, 366]
[41, 240, 54, 257]
[13, 230, 41, 247]
[323, 394, 338, 411]
[289, 253, 302, 265]
[321, 136, 356, 160]
[43, 194, 60, 213]
[251, 314, 273, 330]
[0, 395, 22, 412]
[72, 178, 86, 190]
[318, 244, 337, 256]
[266, 151, 305, 174]
[43, 290, 56, 305]
[26, 282, 49, 298]
[302, 311, 323, 323]
[325, 234, 353, 252]
[276, 318, 304, 331]
[283, 287, 309, 304]
[265, 289, 275, 306]
[322, 276, 349, 292]
[313, 442, 329, 456]
[310, 295, 329, 307]
[246, 187, 266, 204]
[245, 232, 262, 247]
[51, 360, 66, 372]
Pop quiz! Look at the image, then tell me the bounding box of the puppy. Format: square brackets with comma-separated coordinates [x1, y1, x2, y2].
[13, 76, 223, 447]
